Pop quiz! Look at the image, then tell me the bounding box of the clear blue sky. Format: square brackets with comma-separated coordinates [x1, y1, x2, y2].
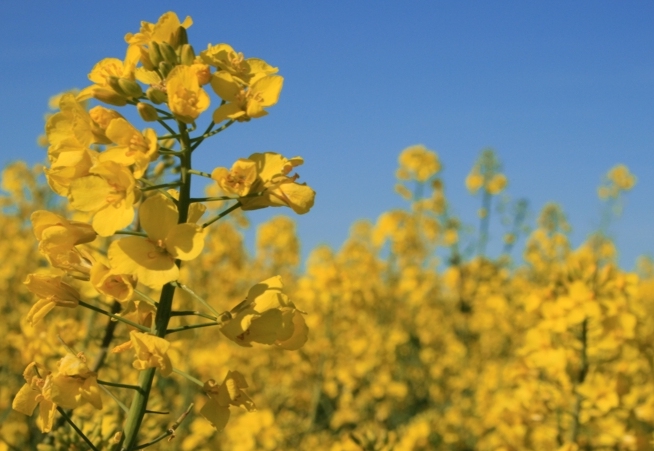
[1, 1, 652, 269]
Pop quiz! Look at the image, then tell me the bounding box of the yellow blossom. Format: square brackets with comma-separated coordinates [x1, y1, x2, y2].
[99, 118, 159, 178]
[112, 331, 173, 376]
[211, 72, 283, 123]
[166, 65, 211, 123]
[201, 43, 278, 85]
[24, 274, 80, 325]
[220, 275, 308, 350]
[397, 145, 441, 182]
[49, 353, 102, 410]
[12, 363, 57, 433]
[68, 161, 139, 237]
[200, 370, 256, 431]
[108, 193, 206, 288]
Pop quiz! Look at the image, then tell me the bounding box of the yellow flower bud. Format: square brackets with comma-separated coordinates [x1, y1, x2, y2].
[92, 88, 128, 106]
[137, 102, 159, 122]
[181, 44, 196, 65]
[107, 76, 129, 96]
[146, 86, 168, 104]
[159, 42, 179, 65]
[148, 42, 164, 67]
[159, 61, 173, 78]
[118, 78, 144, 98]
[171, 25, 188, 48]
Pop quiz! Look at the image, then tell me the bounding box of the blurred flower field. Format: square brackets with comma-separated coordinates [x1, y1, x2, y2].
[1, 10, 653, 451]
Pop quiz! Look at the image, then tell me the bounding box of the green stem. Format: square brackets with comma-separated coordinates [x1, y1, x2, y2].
[120, 121, 194, 450]
[78, 301, 149, 332]
[172, 282, 223, 318]
[98, 380, 141, 390]
[158, 119, 176, 136]
[140, 182, 182, 192]
[165, 321, 219, 335]
[173, 368, 204, 387]
[188, 169, 213, 178]
[189, 119, 234, 151]
[115, 230, 148, 237]
[133, 404, 194, 450]
[201, 202, 242, 228]
[171, 310, 217, 321]
[57, 407, 99, 451]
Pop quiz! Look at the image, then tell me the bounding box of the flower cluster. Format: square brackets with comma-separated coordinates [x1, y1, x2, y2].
[11, 11, 314, 449]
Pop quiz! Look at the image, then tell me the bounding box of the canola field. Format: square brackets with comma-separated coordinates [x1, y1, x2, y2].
[1, 11, 652, 451]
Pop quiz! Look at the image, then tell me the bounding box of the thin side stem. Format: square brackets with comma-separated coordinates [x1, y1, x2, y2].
[78, 301, 149, 332]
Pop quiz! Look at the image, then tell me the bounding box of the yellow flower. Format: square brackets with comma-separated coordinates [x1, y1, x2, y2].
[49, 353, 102, 410]
[486, 173, 507, 195]
[210, 158, 258, 197]
[12, 363, 57, 433]
[211, 72, 283, 123]
[31, 210, 96, 273]
[77, 46, 141, 104]
[108, 193, 206, 288]
[608, 164, 636, 191]
[397, 145, 441, 182]
[124, 11, 193, 47]
[213, 152, 315, 215]
[90, 261, 136, 302]
[465, 169, 483, 194]
[200, 370, 256, 431]
[166, 65, 211, 123]
[112, 331, 173, 376]
[220, 276, 308, 350]
[68, 161, 139, 237]
[24, 274, 80, 325]
[99, 118, 159, 179]
[201, 43, 278, 85]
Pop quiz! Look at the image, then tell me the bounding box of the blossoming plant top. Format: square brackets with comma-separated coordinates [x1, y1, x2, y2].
[12, 11, 315, 450]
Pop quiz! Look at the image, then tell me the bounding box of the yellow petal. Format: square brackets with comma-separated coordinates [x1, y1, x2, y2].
[108, 237, 178, 288]
[140, 194, 178, 241]
[12, 382, 40, 416]
[200, 399, 230, 431]
[165, 223, 205, 261]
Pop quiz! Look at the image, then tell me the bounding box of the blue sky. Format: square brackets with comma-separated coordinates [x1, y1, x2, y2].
[1, 1, 652, 269]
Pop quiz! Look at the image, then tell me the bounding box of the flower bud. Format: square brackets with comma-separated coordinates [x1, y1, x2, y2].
[148, 41, 163, 67]
[159, 42, 178, 65]
[139, 46, 155, 70]
[107, 76, 129, 96]
[180, 44, 196, 65]
[92, 88, 128, 106]
[159, 61, 173, 78]
[118, 78, 144, 98]
[171, 25, 188, 48]
[146, 86, 168, 104]
[137, 102, 159, 122]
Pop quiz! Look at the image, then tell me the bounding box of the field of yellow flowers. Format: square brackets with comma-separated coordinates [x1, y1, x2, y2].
[1, 11, 652, 451]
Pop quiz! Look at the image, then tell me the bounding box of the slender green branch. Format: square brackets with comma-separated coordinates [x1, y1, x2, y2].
[133, 404, 194, 450]
[189, 120, 216, 152]
[201, 202, 242, 228]
[78, 301, 150, 332]
[188, 169, 213, 178]
[139, 178, 178, 204]
[157, 133, 182, 141]
[190, 191, 263, 203]
[153, 107, 174, 118]
[165, 321, 219, 335]
[171, 282, 223, 318]
[115, 230, 148, 237]
[99, 384, 129, 413]
[189, 119, 234, 150]
[145, 409, 169, 415]
[98, 380, 141, 390]
[133, 289, 159, 306]
[170, 310, 217, 321]
[140, 182, 182, 192]
[57, 407, 99, 451]
[159, 149, 183, 156]
[157, 119, 177, 136]
[172, 368, 204, 387]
